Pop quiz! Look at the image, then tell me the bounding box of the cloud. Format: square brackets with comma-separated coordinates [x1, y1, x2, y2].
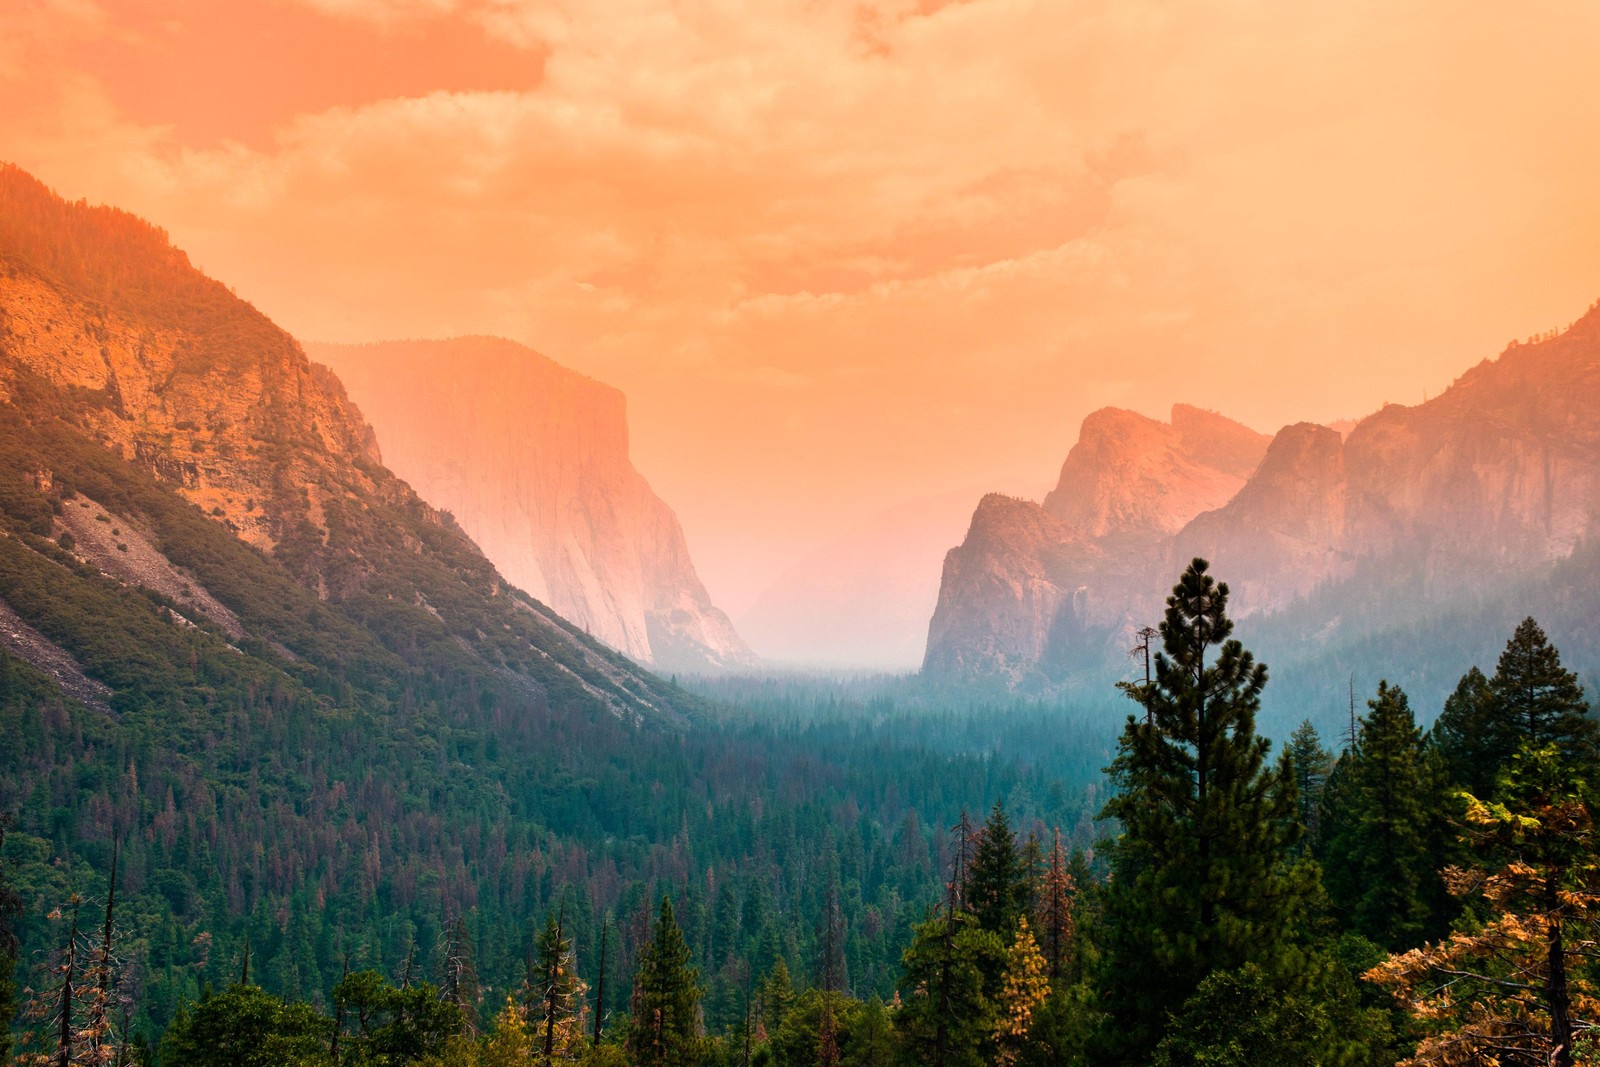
[5, 0, 1600, 608]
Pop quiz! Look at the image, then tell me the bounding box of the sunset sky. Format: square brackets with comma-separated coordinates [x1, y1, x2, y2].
[5, 0, 1600, 616]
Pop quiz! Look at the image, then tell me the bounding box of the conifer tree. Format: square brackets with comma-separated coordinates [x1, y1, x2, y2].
[439, 912, 481, 1036]
[626, 897, 702, 1067]
[1097, 558, 1313, 1063]
[1285, 720, 1332, 851]
[895, 909, 1003, 1067]
[531, 910, 587, 1061]
[757, 956, 793, 1038]
[1321, 682, 1432, 948]
[967, 801, 1028, 938]
[993, 918, 1049, 1067]
[1368, 743, 1600, 1067]
[1488, 618, 1597, 776]
[1429, 666, 1502, 798]
[1033, 832, 1075, 983]
[817, 853, 847, 995]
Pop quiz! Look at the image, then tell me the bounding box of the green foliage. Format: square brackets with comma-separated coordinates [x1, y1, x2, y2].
[966, 801, 1029, 939]
[1285, 720, 1333, 851]
[1098, 559, 1315, 1063]
[332, 971, 465, 1065]
[159, 984, 332, 1067]
[1319, 682, 1433, 947]
[627, 898, 703, 1067]
[1487, 617, 1597, 780]
[1149, 963, 1343, 1067]
[894, 910, 1004, 1067]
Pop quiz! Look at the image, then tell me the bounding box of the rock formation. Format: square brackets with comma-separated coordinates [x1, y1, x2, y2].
[923, 305, 1600, 694]
[309, 338, 755, 675]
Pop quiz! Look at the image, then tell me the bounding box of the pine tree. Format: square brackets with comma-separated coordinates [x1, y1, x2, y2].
[816, 852, 847, 995]
[1097, 558, 1314, 1063]
[439, 912, 481, 1036]
[1320, 682, 1432, 948]
[1033, 832, 1075, 983]
[530, 909, 588, 1061]
[993, 918, 1049, 1067]
[626, 897, 702, 1067]
[1285, 720, 1332, 851]
[757, 956, 793, 1038]
[967, 801, 1028, 939]
[1367, 743, 1600, 1067]
[895, 909, 1004, 1067]
[1488, 618, 1597, 777]
[1429, 666, 1502, 798]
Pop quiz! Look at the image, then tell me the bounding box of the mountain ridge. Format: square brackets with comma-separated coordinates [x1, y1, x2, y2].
[923, 302, 1600, 712]
[309, 336, 754, 676]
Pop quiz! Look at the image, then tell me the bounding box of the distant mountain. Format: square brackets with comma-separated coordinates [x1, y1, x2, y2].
[309, 337, 754, 675]
[924, 405, 1269, 686]
[0, 161, 692, 728]
[923, 309, 1600, 722]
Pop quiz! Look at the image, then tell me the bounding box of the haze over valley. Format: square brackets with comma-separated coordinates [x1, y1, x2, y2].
[3, 4, 1600, 1065]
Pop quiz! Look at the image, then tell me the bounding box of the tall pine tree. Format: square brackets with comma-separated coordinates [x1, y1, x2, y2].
[1429, 666, 1502, 798]
[1319, 682, 1432, 948]
[967, 801, 1029, 939]
[1097, 558, 1313, 1063]
[627, 897, 702, 1067]
[1488, 618, 1596, 777]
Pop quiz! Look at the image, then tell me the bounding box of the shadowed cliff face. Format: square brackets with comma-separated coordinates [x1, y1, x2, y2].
[309, 337, 755, 675]
[923, 308, 1600, 692]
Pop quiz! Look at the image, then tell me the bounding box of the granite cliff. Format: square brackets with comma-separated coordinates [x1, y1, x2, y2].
[309, 338, 755, 675]
[0, 162, 693, 726]
[924, 306, 1600, 701]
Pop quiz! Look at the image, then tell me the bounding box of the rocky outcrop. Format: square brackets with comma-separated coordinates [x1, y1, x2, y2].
[923, 304, 1600, 690]
[309, 338, 755, 675]
[0, 162, 696, 727]
[924, 405, 1269, 687]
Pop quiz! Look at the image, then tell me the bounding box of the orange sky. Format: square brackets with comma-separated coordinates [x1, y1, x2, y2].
[5, 0, 1600, 616]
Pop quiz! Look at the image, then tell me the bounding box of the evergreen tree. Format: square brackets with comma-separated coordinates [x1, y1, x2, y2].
[967, 802, 1028, 939]
[531, 910, 587, 1061]
[993, 918, 1049, 1067]
[1097, 559, 1314, 1063]
[757, 957, 794, 1038]
[1368, 743, 1600, 1067]
[1488, 618, 1597, 777]
[1320, 682, 1432, 948]
[894, 910, 1003, 1067]
[1429, 666, 1502, 798]
[627, 897, 703, 1067]
[159, 984, 331, 1067]
[1033, 832, 1075, 983]
[1285, 720, 1333, 851]
[439, 912, 481, 1036]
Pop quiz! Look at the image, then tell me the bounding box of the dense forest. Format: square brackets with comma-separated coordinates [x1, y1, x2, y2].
[3, 558, 1597, 1066]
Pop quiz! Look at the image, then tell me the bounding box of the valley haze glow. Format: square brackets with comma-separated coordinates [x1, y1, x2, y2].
[6, 0, 1599, 627]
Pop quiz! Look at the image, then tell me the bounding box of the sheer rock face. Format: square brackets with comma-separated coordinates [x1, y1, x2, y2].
[925, 406, 1267, 686]
[0, 163, 695, 726]
[310, 338, 755, 675]
[924, 306, 1600, 688]
[0, 249, 382, 565]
